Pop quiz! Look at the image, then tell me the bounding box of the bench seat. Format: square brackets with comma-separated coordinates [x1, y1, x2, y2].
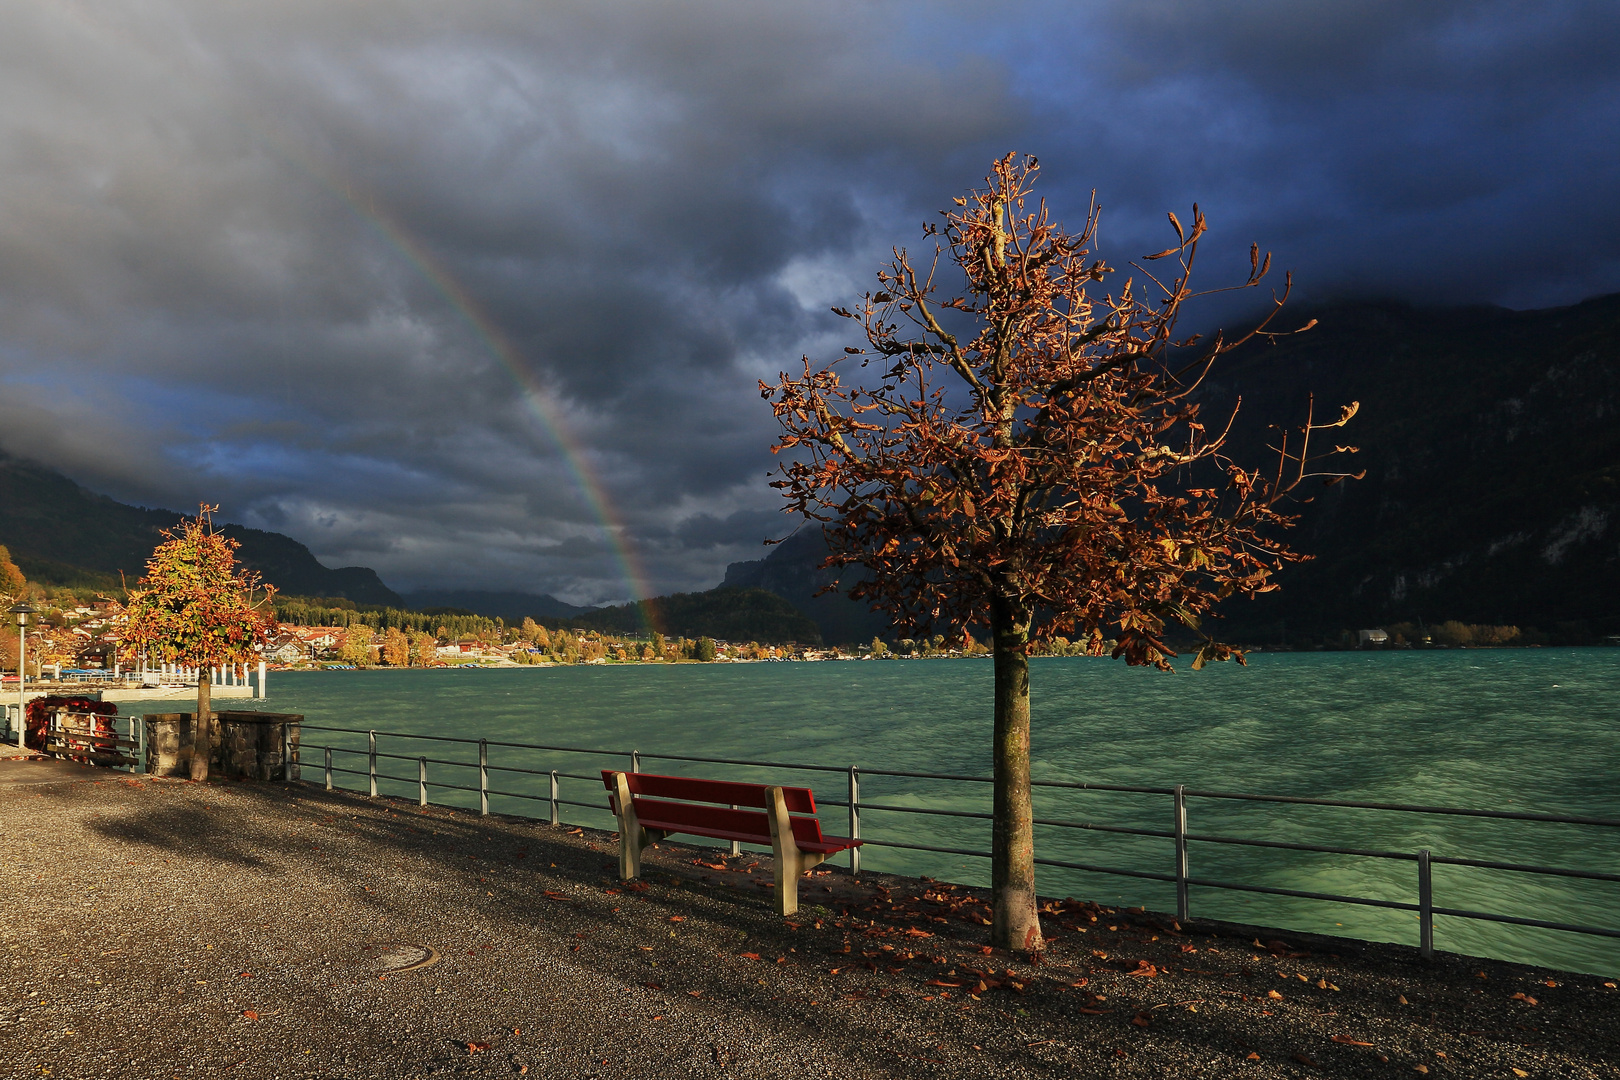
[602, 770, 860, 916]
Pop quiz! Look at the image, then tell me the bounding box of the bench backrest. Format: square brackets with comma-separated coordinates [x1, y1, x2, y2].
[601, 770, 827, 847]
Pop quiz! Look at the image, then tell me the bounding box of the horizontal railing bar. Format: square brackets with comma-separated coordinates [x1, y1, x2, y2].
[1428, 855, 1620, 883]
[858, 801, 992, 822]
[634, 751, 847, 774]
[856, 768, 991, 783]
[483, 765, 598, 782]
[1033, 856, 1178, 883]
[423, 781, 481, 794]
[858, 837, 991, 860]
[1183, 788, 1620, 828]
[370, 772, 415, 785]
[482, 739, 632, 756]
[1430, 906, 1620, 939]
[1184, 876, 1419, 912]
[485, 787, 548, 802]
[303, 725, 476, 744]
[1184, 831, 1417, 861]
[1034, 817, 1176, 840]
[1034, 779, 1180, 796]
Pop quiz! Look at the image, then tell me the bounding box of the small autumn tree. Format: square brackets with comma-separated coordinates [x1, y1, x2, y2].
[764, 154, 1359, 952]
[122, 507, 278, 782]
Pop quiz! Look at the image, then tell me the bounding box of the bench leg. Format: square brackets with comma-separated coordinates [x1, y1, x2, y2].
[765, 786, 826, 917]
[612, 772, 645, 880]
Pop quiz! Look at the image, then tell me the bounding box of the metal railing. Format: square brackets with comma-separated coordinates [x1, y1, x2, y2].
[299, 723, 1620, 959]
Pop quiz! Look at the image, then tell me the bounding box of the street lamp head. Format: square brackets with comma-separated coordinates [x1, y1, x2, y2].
[8, 601, 38, 626]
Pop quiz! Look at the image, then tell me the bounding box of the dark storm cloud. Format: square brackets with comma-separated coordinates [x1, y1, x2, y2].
[0, 1, 1614, 603]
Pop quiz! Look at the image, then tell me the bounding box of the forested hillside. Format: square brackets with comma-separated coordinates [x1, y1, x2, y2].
[0, 454, 401, 606]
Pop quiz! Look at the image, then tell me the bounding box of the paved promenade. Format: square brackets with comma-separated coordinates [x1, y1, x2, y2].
[0, 758, 1615, 1078]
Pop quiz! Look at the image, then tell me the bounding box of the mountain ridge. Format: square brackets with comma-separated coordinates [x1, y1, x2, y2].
[0, 454, 401, 606]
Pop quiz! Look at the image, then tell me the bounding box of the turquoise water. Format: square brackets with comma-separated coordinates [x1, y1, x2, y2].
[246, 650, 1619, 975]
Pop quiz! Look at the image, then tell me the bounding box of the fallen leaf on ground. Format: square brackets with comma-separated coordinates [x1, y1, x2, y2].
[1512, 1070, 1529, 1077]
[1332, 1035, 1373, 1046]
[1246, 1052, 1261, 1061]
[1130, 1012, 1150, 1028]
[1293, 1054, 1318, 1067]
[738, 952, 760, 960]
[241, 1010, 258, 1021]
[1413, 1066, 1429, 1075]
[1511, 992, 1538, 1005]
[1268, 990, 1284, 1001]
[1127, 960, 1159, 978]
[467, 1042, 491, 1054]
[642, 982, 662, 991]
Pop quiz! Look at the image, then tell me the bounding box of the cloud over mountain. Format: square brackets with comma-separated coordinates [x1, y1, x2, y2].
[0, 1, 1614, 602]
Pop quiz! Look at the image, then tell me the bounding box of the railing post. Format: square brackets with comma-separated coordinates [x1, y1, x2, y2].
[849, 765, 861, 876]
[1174, 784, 1189, 923]
[479, 739, 489, 816]
[282, 723, 293, 783]
[324, 746, 333, 791]
[1418, 848, 1433, 959]
[418, 756, 428, 807]
[368, 729, 377, 797]
[631, 749, 641, 774]
[729, 805, 741, 857]
[549, 770, 560, 826]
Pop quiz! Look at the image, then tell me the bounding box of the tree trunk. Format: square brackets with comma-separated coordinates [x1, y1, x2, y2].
[191, 669, 211, 783]
[989, 594, 1042, 953]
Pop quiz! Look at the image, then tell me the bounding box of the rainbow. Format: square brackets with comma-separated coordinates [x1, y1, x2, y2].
[22, 3, 662, 633]
[344, 196, 663, 636]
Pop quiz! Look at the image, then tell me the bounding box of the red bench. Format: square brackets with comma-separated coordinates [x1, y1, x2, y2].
[602, 770, 861, 916]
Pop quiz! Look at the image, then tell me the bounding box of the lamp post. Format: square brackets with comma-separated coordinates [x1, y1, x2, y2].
[9, 602, 37, 750]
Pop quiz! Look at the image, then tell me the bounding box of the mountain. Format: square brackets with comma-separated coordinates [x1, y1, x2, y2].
[398, 589, 591, 623]
[0, 454, 401, 606]
[563, 586, 823, 645]
[724, 292, 1620, 645]
[1201, 291, 1620, 642]
[722, 529, 890, 645]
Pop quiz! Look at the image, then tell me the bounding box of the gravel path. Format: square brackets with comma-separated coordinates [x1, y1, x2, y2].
[0, 759, 1615, 1079]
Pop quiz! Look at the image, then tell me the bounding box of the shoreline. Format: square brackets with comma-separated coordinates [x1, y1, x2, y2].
[2, 760, 1615, 1078]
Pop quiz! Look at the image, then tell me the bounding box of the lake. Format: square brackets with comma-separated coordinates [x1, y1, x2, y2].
[239, 649, 1620, 975]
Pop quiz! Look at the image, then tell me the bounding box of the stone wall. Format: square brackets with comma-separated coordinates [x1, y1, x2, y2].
[144, 712, 301, 781]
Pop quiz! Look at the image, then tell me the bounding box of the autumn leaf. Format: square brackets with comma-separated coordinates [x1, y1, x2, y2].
[1332, 1035, 1373, 1047]
[466, 1042, 491, 1054]
[241, 1010, 258, 1021]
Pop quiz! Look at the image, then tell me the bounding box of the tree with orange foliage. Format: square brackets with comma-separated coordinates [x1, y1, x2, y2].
[122, 507, 279, 781]
[764, 154, 1359, 952]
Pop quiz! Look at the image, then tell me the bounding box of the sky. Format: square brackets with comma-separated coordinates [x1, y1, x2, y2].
[0, 0, 1616, 604]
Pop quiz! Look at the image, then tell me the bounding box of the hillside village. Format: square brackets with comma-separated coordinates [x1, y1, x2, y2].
[4, 591, 1012, 673]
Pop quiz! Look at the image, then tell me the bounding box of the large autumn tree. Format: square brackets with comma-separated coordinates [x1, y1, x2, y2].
[122, 507, 279, 781]
[764, 154, 1359, 952]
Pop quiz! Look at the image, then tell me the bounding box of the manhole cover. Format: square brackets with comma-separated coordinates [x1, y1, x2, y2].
[358, 942, 440, 974]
